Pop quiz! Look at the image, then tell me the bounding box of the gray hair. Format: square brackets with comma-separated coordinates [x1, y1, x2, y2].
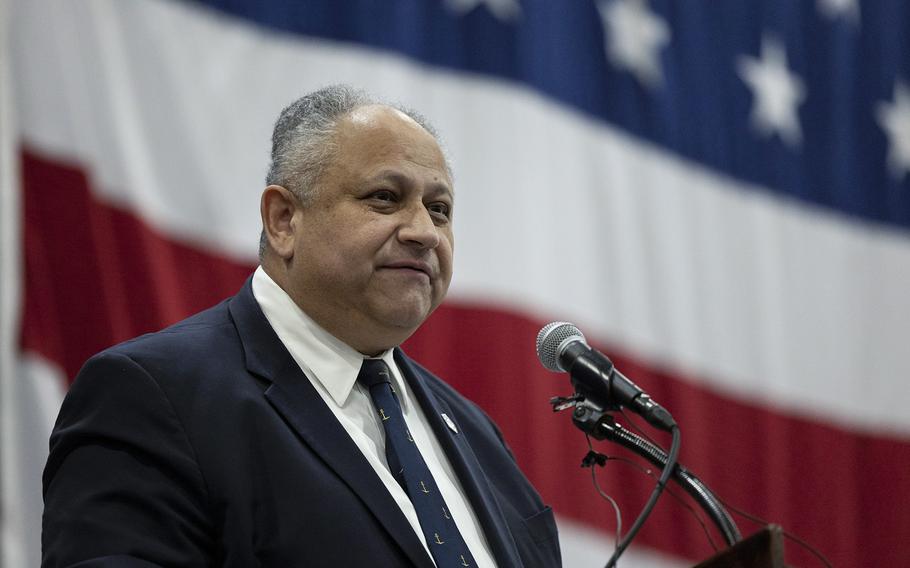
[260, 84, 446, 258]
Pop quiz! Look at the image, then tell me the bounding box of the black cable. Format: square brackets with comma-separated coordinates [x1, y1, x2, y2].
[614, 409, 832, 567]
[585, 435, 623, 552]
[604, 424, 681, 568]
[716, 497, 833, 568]
[602, 453, 719, 552]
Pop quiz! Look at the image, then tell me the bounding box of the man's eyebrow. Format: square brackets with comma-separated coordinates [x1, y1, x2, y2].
[370, 170, 454, 198]
[424, 183, 455, 200]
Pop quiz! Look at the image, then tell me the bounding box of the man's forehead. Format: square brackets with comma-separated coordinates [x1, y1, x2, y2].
[334, 105, 453, 182]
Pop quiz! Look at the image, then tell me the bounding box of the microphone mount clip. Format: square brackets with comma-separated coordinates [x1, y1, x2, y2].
[549, 391, 619, 441]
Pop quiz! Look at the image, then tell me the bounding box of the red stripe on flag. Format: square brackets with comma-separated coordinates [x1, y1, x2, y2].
[21, 147, 254, 380]
[21, 148, 910, 566]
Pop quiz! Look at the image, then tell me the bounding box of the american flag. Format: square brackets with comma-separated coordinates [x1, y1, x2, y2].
[3, 0, 909, 566]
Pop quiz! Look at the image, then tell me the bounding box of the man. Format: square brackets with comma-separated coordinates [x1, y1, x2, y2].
[42, 85, 561, 567]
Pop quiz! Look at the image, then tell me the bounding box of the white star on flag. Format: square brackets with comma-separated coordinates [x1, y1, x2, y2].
[817, 0, 860, 25]
[737, 35, 807, 147]
[876, 80, 910, 180]
[596, 0, 670, 88]
[446, 0, 521, 21]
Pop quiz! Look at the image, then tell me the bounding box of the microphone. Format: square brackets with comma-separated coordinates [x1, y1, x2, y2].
[536, 322, 676, 431]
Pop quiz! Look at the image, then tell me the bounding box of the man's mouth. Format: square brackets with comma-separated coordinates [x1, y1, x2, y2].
[382, 260, 433, 277]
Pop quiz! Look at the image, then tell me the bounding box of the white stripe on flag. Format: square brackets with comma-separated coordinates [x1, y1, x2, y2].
[1, 0, 30, 563]
[1, 355, 67, 568]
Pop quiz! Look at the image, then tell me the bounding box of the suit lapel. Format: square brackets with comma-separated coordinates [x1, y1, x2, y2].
[395, 350, 523, 567]
[228, 280, 434, 568]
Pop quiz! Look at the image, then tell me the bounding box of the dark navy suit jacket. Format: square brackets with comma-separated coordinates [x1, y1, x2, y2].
[42, 279, 561, 567]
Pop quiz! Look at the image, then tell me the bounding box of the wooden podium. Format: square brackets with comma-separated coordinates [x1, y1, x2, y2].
[692, 526, 786, 568]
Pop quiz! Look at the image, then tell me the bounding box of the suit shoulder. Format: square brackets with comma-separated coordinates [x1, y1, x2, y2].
[79, 297, 245, 392]
[104, 298, 236, 359]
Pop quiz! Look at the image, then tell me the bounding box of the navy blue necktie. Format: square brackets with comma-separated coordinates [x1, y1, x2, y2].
[358, 358, 477, 568]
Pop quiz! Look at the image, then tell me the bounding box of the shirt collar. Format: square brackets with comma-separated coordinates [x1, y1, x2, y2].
[251, 266, 408, 409]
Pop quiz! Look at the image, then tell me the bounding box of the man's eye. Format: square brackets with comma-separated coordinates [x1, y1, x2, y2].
[428, 202, 451, 219]
[371, 190, 395, 202]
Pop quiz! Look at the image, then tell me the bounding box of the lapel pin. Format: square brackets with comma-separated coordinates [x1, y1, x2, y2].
[441, 413, 458, 434]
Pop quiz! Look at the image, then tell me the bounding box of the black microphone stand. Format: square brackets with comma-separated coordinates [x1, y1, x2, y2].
[553, 395, 742, 548]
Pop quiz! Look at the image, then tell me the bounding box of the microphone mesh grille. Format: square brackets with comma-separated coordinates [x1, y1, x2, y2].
[536, 321, 585, 371]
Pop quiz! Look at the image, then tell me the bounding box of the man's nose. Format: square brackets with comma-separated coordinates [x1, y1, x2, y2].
[398, 203, 441, 249]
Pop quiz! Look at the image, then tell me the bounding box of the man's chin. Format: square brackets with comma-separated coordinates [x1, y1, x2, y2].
[373, 300, 435, 334]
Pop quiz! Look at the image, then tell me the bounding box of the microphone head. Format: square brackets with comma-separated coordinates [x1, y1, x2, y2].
[536, 321, 586, 372]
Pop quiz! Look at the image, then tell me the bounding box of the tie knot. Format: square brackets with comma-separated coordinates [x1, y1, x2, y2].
[358, 358, 393, 389]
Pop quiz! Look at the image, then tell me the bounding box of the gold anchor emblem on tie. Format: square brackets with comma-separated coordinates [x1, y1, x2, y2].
[442, 507, 450, 519]
[434, 533, 445, 545]
[460, 554, 470, 566]
[378, 408, 390, 421]
[419, 481, 430, 494]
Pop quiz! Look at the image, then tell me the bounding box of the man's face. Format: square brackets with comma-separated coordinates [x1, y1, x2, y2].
[285, 105, 454, 354]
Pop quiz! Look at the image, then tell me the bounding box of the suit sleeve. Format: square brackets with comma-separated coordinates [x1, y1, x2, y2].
[42, 351, 214, 568]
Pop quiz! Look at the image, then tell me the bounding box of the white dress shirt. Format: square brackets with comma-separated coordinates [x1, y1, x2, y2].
[252, 267, 496, 567]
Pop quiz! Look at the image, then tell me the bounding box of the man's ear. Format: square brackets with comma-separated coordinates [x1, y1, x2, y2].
[260, 185, 300, 259]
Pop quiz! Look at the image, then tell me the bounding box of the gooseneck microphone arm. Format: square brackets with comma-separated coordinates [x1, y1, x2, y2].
[587, 412, 741, 546]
